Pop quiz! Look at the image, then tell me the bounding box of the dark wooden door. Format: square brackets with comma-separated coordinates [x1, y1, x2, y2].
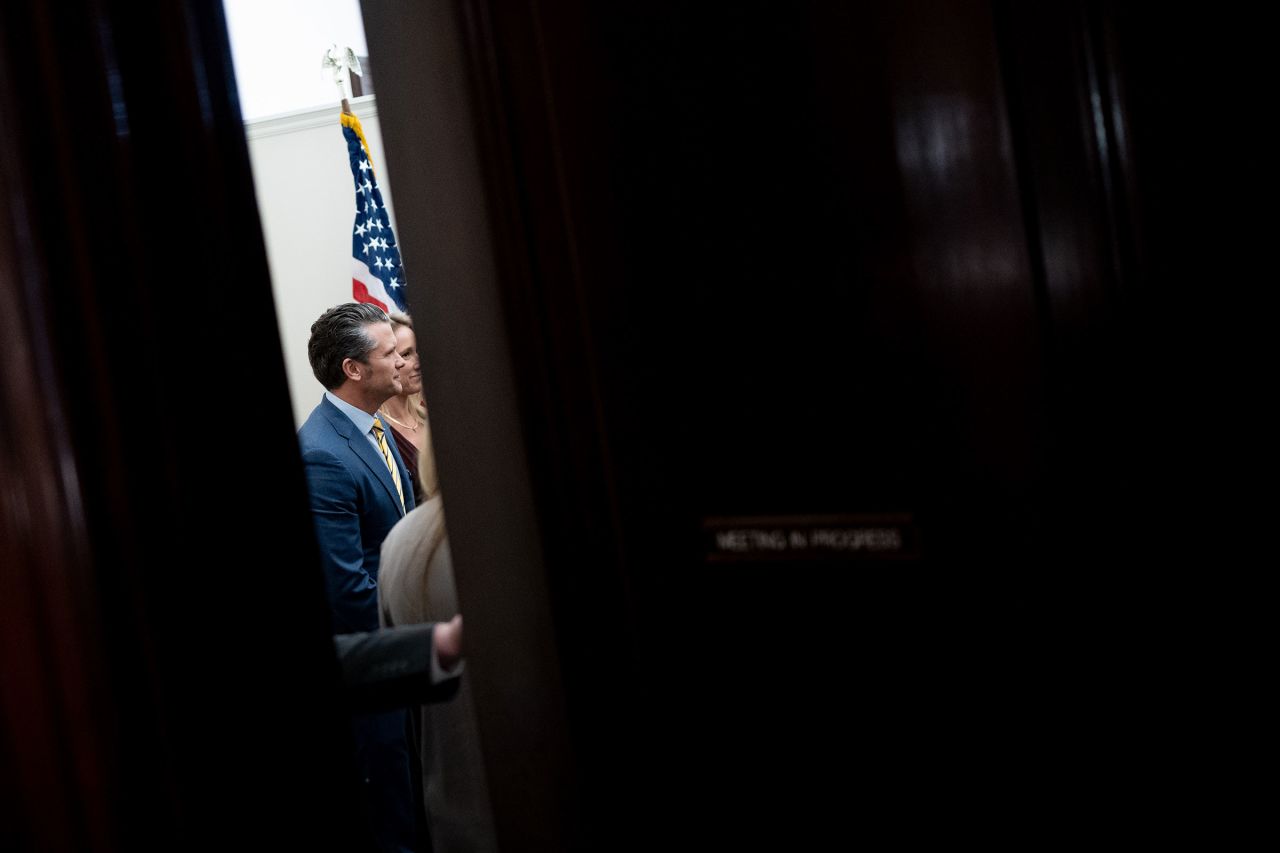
[364, 0, 1241, 848]
[0, 1, 371, 850]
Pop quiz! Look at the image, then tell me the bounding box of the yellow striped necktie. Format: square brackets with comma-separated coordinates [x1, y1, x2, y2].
[371, 416, 406, 512]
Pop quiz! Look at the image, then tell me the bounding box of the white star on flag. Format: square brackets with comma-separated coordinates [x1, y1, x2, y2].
[388, 277, 400, 289]
[355, 222, 367, 237]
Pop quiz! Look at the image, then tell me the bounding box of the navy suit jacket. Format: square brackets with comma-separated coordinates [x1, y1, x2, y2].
[298, 395, 417, 634]
[300, 396, 430, 853]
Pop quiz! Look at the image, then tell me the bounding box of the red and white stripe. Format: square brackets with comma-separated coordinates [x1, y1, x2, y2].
[352, 258, 394, 314]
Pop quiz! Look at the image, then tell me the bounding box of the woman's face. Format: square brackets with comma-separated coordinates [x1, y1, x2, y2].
[394, 325, 422, 396]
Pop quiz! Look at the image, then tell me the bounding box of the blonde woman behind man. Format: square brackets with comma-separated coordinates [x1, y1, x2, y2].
[379, 311, 431, 505]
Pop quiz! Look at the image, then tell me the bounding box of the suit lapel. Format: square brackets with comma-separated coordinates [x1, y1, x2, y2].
[382, 427, 416, 513]
[319, 398, 407, 517]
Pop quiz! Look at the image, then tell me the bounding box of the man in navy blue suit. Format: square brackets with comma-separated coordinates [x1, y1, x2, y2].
[299, 302, 457, 853]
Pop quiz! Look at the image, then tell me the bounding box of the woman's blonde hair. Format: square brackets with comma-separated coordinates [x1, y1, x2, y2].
[417, 416, 440, 502]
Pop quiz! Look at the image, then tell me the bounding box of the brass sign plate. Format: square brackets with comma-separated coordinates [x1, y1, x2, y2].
[703, 513, 919, 562]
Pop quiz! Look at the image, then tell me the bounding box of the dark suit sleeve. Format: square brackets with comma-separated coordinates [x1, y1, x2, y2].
[301, 446, 379, 633]
[334, 624, 462, 712]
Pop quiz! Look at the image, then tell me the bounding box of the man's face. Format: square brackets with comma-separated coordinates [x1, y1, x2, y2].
[354, 321, 404, 405]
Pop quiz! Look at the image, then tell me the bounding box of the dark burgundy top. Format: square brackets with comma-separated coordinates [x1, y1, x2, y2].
[387, 424, 424, 506]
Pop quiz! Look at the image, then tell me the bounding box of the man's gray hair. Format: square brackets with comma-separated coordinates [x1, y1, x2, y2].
[307, 302, 391, 390]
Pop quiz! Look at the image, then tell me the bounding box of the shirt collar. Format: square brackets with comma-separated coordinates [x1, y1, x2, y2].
[325, 390, 379, 436]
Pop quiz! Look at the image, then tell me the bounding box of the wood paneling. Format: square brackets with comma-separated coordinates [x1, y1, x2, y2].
[0, 1, 370, 849]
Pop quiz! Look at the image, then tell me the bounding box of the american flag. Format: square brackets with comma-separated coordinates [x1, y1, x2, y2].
[341, 113, 408, 313]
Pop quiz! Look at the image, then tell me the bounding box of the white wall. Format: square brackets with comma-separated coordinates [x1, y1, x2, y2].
[223, 0, 370, 121]
[244, 96, 400, 427]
